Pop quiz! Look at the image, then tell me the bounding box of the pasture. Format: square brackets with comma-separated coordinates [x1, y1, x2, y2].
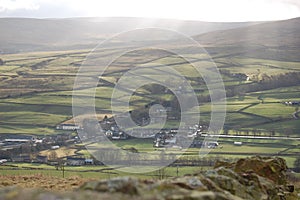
[0, 47, 299, 174]
[0, 48, 299, 135]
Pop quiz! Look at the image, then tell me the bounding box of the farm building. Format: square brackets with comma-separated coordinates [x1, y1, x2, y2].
[51, 145, 60, 150]
[190, 140, 203, 148]
[3, 135, 36, 143]
[85, 159, 94, 165]
[56, 124, 80, 130]
[234, 141, 243, 146]
[66, 157, 85, 166]
[204, 142, 219, 149]
[35, 155, 48, 163]
[66, 157, 94, 166]
[4, 139, 30, 143]
[11, 154, 31, 163]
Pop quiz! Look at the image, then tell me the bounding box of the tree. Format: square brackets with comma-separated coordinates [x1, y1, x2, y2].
[270, 130, 275, 137]
[103, 115, 108, 121]
[258, 95, 264, 104]
[223, 128, 229, 135]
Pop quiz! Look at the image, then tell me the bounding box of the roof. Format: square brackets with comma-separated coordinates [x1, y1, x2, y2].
[66, 157, 85, 161]
[4, 139, 30, 142]
[36, 155, 47, 158]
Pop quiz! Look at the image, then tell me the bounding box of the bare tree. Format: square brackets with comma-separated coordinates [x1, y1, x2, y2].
[154, 167, 168, 180]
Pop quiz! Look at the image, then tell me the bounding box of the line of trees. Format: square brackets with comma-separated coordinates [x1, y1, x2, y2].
[195, 72, 300, 103]
[92, 149, 233, 167]
[227, 72, 300, 98]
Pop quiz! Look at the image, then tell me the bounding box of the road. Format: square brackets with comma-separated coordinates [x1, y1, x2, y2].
[200, 134, 300, 140]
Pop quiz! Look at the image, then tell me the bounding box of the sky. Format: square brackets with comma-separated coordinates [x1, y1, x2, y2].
[0, 0, 300, 22]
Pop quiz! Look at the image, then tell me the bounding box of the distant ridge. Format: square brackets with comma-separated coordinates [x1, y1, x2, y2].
[194, 17, 300, 61]
[0, 17, 261, 53]
[194, 17, 300, 46]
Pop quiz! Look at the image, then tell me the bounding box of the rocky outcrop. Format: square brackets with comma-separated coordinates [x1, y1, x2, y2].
[0, 156, 298, 200]
[79, 156, 297, 200]
[214, 156, 288, 184]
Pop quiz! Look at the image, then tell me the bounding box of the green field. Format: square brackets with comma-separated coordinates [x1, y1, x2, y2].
[0, 163, 207, 179]
[0, 43, 300, 176]
[0, 48, 299, 135]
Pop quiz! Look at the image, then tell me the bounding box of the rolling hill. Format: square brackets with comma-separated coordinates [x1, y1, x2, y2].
[194, 17, 300, 61]
[0, 17, 260, 53]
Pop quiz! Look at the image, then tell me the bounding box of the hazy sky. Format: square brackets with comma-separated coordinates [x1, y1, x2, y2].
[0, 0, 300, 22]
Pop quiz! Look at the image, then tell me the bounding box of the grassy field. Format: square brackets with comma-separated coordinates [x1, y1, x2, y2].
[0, 163, 207, 180]
[75, 137, 298, 168]
[0, 48, 299, 135]
[0, 47, 300, 178]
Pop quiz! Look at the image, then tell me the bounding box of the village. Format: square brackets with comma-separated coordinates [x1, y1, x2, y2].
[2, 96, 300, 168]
[0, 113, 220, 167]
[1, 97, 299, 167]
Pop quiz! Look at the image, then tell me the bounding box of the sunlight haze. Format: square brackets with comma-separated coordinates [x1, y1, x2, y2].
[0, 0, 300, 22]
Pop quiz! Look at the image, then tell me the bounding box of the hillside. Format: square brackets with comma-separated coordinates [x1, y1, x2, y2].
[0, 17, 300, 175]
[0, 17, 260, 53]
[194, 17, 300, 61]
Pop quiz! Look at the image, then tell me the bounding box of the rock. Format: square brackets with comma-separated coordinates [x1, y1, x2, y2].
[0, 156, 298, 200]
[188, 191, 241, 200]
[212, 156, 297, 200]
[169, 176, 206, 190]
[215, 156, 287, 185]
[80, 175, 242, 200]
[80, 177, 139, 195]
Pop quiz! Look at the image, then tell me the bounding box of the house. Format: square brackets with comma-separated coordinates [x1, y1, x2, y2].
[234, 141, 243, 146]
[190, 140, 203, 148]
[35, 155, 48, 163]
[11, 154, 31, 163]
[51, 145, 60, 150]
[0, 159, 7, 165]
[85, 159, 94, 165]
[66, 157, 85, 166]
[204, 142, 219, 149]
[4, 139, 30, 143]
[34, 139, 43, 144]
[3, 135, 36, 143]
[56, 124, 80, 131]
